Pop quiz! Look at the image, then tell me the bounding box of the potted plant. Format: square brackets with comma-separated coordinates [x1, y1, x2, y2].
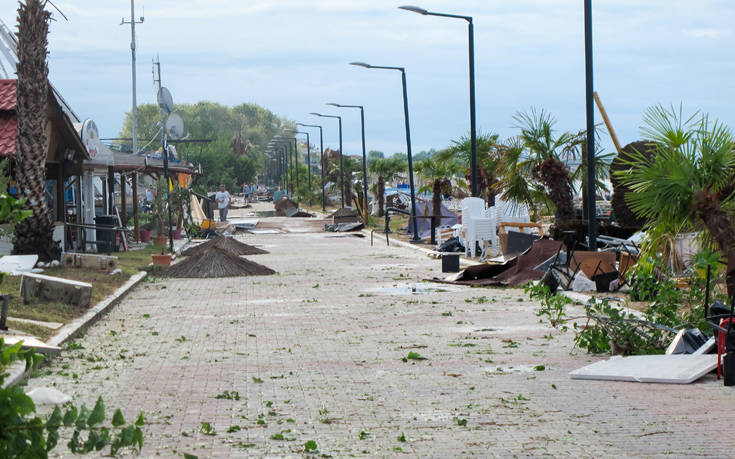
[151, 177, 169, 247]
[170, 183, 190, 240]
[151, 247, 172, 266]
[138, 213, 153, 242]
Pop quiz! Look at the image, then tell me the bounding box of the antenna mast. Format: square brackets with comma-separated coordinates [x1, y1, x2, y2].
[121, 1, 144, 155]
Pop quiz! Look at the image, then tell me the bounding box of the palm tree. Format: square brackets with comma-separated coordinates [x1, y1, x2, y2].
[12, 0, 59, 261]
[368, 156, 406, 217]
[495, 137, 552, 218]
[436, 132, 500, 205]
[496, 109, 611, 225]
[618, 105, 735, 256]
[415, 157, 463, 229]
[513, 109, 580, 222]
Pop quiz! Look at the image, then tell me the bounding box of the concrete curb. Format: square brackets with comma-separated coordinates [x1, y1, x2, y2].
[2, 270, 147, 388]
[361, 228, 481, 267]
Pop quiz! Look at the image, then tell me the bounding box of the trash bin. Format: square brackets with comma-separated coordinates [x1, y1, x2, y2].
[442, 254, 460, 273]
[94, 215, 118, 253]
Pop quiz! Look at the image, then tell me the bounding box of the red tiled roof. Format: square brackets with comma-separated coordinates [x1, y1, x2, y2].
[0, 79, 16, 111]
[0, 113, 17, 157]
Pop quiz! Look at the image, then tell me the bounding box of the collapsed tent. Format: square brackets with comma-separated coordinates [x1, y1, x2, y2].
[431, 239, 564, 287]
[407, 200, 458, 239]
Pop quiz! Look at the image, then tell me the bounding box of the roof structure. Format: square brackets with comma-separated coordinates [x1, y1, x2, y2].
[113, 150, 198, 175]
[0, 78, 88, 161]
[0, 79, 16, 156]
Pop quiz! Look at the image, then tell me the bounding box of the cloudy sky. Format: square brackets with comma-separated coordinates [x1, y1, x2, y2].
[0, 0, 734, 156]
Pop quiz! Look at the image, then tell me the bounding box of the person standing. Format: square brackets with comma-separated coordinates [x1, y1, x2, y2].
[215, 184, 231, 222]
[242, 182, 250, 204]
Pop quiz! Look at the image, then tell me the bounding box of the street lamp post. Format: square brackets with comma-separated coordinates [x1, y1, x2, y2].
[350, 62, 421, 242]
[297, 123, 326, 212]
[284, 129, 300, 191]
[584, 0, 597, 251]
[399, 5, 478, 197]
[311, 113, 345, 208]
[274, 138, 293, 194]
[294, 131, 311, 204]
[327, 103, 369, 221]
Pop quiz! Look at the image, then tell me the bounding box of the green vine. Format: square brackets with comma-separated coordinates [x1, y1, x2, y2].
[1, 338, 145, 458]
[527, 251, 724, 355]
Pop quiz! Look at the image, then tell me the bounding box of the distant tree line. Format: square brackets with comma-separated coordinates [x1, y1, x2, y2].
[118, 101, 286, 192]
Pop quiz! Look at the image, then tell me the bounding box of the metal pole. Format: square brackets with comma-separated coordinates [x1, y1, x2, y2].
[162, 129, 174, 252]
[400, 69, 420, 243]
[584, 0, 597, 250]
[130, 1, 138, 157]
[338, 117, 344, 208]
[468, 18, 478, 197]
[280, 147, 285, 192]
[359, 107, 369, 220]
[288, 141, 293, 194]
[318, 127, 325, 211]
[155, 61, 174, 253]
[123, 0, 143, 157]
[305, 132, 311, 192]
[293, 135, 299, 190]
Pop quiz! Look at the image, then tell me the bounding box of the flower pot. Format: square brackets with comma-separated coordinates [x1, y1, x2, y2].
[139, 229, 152, 243]
[153, 236, 168, 247]
[152, 254, 172, 266]
[173, 229, 183, 240]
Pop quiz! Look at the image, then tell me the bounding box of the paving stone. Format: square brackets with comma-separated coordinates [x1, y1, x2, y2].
[22, 203, 735, 457]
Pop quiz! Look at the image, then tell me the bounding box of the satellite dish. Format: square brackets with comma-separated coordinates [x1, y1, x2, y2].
[80, 119, 101, 159]
[157, 87, 174, 114]
[165, 113, 185, 139]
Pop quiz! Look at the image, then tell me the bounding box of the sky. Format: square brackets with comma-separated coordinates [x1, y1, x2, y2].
[0, 0, 734, 157]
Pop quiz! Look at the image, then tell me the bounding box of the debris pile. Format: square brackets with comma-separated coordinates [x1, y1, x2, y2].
[167, 246, 275, 278]
[183, 235, 268, 257]
[274, 197, 314, 217]
[330, 207, 361, 224]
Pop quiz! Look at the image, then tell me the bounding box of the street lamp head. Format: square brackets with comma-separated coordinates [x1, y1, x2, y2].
[349, 62, 371, 69]
[398, 5, 428, 15]
[326, 103, 341, 107]
[309, 112, 323, 116]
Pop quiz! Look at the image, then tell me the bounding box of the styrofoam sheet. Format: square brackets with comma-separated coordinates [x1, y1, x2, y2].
[249, 229, 283, 234]
[229, 218, 259, 229]
[3, 336, 61, 355]
[0, 255, 38, 275]
[569, 354, 717, 384]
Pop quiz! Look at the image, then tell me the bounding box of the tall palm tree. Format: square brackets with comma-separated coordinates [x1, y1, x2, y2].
[513, 109, 579, 222]
[415, 157, 463, 229]
[618, 105, 735, 256]
[12, 0, 59, 261]
[368, 156, 406, 217]
[495, 137, 553, 218]
[496, 109, 611, 225]
[436, 131, 500, 205]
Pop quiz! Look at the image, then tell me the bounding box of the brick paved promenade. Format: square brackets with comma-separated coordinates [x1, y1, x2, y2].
[28, 205, 735, 458]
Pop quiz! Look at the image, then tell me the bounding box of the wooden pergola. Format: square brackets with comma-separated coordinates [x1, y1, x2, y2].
[111, 151, 199, 242]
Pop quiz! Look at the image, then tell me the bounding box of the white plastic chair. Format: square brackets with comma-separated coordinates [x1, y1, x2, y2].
[493, 197, 531, 226]
[461, 197, 497, 258]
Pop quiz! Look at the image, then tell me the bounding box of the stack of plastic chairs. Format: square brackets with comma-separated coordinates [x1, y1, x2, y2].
[492, 197, 531, 226]
[461, 197, 497, 258]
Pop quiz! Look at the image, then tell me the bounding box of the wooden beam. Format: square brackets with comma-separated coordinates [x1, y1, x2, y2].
[74, 175, 82, 251]
[593, 91, 623, 154]
[56, 159, 64, 222]
[107, 166, 115, 215]
[120, 174, 127, 224]
[132, 173, 139, 243]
